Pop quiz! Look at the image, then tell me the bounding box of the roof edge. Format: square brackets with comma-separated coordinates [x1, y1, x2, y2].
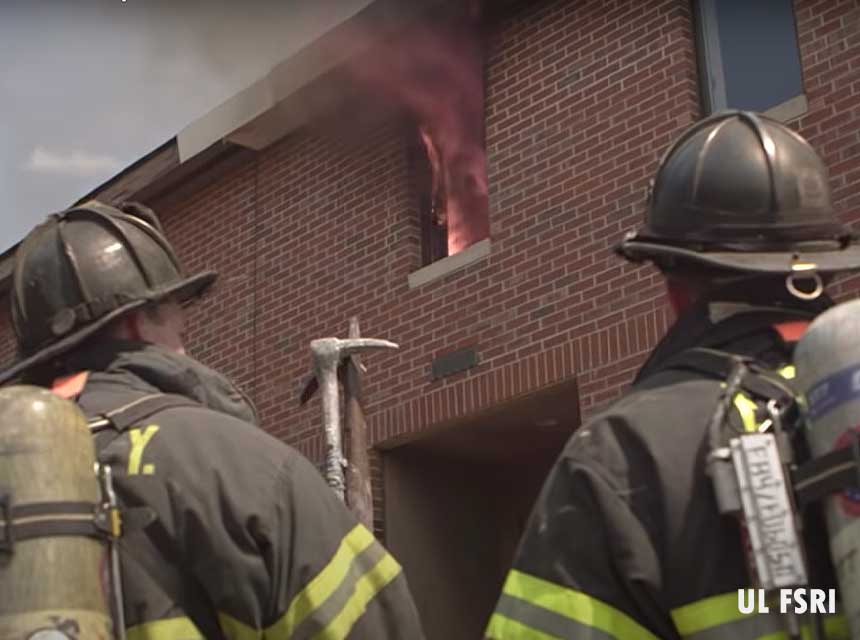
[0, 245, 14, 296]
[177, 0, 441, 161]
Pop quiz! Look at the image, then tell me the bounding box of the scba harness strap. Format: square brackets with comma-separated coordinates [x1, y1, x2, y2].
[0, 497, 116, 552]
[0, 393, 192, 554]
[660, 346, 799, 424]
[88, 391, 228, 640]
[661, 346, 860, 509]
[88, 391, 199, 443]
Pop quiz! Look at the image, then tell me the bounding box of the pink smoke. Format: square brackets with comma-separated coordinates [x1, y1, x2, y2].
[342, 2, 489, 255]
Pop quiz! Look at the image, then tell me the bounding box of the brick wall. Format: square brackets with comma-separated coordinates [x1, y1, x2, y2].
[193, 0, 698, 457]
[478, 0, 696, 416]
[795, 0, 860, 299]
[2, 0, 859, 456]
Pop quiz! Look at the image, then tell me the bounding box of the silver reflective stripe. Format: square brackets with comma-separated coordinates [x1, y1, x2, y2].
[489, 570, 661, 640]
[493, 593, 617, 640]
[290, 538, 389, 640]
[678, 612, 784, 640]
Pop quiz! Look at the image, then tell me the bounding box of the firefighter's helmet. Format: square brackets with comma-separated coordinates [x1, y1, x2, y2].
[616, 110, 860, 274]
[0, 201, 216, 384]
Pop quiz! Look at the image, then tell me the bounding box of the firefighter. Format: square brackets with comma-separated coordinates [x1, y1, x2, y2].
[486, 111, 860, 639]
[0, 201, 425, 639]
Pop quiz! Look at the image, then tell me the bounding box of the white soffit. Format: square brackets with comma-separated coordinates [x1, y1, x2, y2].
[177, 0, 383, 163]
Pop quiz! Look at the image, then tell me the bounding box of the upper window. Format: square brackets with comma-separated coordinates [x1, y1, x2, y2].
[695, 0, 805, 115]
[409, 127, 448, 266]
[342, 1, 489, 270]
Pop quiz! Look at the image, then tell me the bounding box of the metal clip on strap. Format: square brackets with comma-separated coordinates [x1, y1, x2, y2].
[706, 358, 749, 516]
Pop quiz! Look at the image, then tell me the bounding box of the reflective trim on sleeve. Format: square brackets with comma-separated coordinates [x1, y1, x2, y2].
[126, 616, 204, 640]
[312, 551, 401, 639]
[257, 523, 402, 640]
[671, 592, 849, 639]
[486, 612, 567, 640]
[218, 611, 261, 640]
[486, 569, 660, 640]
[671, 592, 780, 638]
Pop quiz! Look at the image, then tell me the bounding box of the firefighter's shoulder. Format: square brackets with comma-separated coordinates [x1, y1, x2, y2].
[561, 375, 723, 469]
[105, 400, 310, 491]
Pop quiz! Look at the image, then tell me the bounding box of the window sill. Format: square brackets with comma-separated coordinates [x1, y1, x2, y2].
[764, 94, 808, 123]
[408, 238, 491, 289]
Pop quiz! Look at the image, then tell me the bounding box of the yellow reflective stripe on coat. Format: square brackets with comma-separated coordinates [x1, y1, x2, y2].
[257, 523, 402, 640]
[671, 592, 849, 639]
[126, 616, 204, 640]
[778, 365, 795, 380]
[733, 394, 759, 432]
[314, 552, 401, 638]
[486, 569, 660, 640]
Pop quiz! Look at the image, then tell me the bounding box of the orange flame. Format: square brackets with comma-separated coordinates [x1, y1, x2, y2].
[344, 3, 488, 255]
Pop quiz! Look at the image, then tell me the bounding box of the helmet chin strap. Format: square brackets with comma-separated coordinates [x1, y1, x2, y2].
[666, 279, 702, 316]
[666, 268, 827, 314]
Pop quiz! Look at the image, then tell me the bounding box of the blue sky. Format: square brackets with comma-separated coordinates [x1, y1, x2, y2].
[0, 0, 369, 253]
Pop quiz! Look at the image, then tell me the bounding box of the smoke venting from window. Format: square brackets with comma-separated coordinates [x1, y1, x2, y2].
[341, 1, 489, 257]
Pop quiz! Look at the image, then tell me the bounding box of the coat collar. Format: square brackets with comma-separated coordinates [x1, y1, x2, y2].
[65, 340, 259, 425]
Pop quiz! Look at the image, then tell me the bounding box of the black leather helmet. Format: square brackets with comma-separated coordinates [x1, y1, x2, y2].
[616, 110, 860, 274]
[0, 200, 217, 384]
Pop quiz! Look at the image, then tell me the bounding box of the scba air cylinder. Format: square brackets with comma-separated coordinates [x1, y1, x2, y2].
[795, 299, 860, 638]
[0, 386, 113, 639]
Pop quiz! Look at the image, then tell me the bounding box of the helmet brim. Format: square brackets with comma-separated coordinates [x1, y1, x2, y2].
[616, 238, 860, 274]
[0, 269, 217, 386]
[165, 270, 218, 308]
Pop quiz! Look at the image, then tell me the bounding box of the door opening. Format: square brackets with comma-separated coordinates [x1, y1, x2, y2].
[383, 379, 579, 639]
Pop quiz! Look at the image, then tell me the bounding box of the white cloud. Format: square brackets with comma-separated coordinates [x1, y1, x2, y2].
[24, 146, 124, 178]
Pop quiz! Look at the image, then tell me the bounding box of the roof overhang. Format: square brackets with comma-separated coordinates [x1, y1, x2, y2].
[178, 0, 440, 161]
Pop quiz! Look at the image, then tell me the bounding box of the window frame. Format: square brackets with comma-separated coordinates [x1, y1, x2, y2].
[694, 0, 807, 121]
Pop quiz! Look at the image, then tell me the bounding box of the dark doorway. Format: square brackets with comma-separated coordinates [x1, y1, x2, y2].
[383, 379, 579, 639]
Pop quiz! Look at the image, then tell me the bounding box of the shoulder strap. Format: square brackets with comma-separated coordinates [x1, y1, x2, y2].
[84, 394, 226, 639]
[658, 347, 797, 405]
[89, 393, 200, 433]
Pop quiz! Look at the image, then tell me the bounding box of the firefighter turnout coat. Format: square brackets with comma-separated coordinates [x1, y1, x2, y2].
[54, 340, 424, 640]
[487, 294, 847, 640]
